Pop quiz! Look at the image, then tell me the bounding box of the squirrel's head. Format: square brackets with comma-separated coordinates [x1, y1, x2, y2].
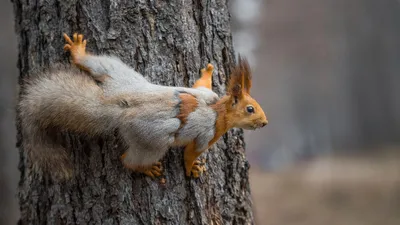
[226, 56, 268, 130]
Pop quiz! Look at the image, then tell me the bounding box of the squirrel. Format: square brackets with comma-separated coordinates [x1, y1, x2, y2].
[19, 33, 268, 180]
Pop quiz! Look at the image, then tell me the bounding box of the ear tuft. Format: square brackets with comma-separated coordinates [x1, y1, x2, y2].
[227, 54, 252, 96]
[238, 55, 252, 93]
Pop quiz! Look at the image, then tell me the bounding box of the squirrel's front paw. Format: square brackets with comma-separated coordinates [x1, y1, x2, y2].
[63, 33, 87, 60]
[200, 63, 214, 78]
[186, 159, 206, 178]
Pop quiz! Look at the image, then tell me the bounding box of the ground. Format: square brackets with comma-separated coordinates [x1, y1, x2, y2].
[250, 149, 400, 225]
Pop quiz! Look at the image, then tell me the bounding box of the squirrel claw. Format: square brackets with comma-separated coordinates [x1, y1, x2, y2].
[78, 34, 83, 43]
[133, 162, 163, 178]
[63, 44, 71, 51]
[142, 163, 163, 178]
[152, 165, 162, 173]
[63, 33, 73, 45]
[143, 170, 161, 178]
[73, 33, 78, 42]
[187, 160, 206, 178]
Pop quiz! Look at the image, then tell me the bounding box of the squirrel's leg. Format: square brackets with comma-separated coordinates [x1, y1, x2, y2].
[120, 152, 163, 178]
[63, 33, 139, 83]
[192, 64, 214, 90]
[184, 142, 207, 178]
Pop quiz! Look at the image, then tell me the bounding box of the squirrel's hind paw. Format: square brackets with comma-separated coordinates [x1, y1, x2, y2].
[121, 158, 163, 178]
[142, 163, 163, 178]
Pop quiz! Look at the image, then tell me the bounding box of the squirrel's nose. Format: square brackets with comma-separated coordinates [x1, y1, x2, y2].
[261, 120, 268, 127]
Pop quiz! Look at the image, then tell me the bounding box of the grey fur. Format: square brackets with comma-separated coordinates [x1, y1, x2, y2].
[80, 55, 148, 84]
[20, 55, 219, 179]
[78, 55, 219, 104]
[175, 106, 217, 152]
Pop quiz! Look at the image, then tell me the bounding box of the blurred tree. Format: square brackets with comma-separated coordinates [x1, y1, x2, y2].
[246, 0, 400, 169]
[342, 0, 400, 148]
[0, 1, 19, 224]
[12, 0, 254, 224]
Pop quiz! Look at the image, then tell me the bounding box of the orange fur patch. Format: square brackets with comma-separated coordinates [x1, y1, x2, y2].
[177, 93, 198, 126]
[209, 96, 230, 146]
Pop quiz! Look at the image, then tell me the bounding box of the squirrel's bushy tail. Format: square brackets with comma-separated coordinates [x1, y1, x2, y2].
[19, 65, 122, 180]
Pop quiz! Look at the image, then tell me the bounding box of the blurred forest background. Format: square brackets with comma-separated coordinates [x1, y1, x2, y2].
[1, 0, 400, 224]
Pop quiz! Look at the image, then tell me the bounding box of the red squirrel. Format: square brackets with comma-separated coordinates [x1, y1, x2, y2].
[19, 33, 268, 180]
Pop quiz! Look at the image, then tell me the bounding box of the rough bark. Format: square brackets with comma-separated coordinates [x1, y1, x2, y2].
[13, 0, 254, 224]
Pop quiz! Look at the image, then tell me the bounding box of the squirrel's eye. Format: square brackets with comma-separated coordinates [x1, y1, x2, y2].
[246, 106, 255, 113]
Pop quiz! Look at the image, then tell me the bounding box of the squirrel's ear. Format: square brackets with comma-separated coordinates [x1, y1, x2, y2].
[228, 55, 252, 97]
[230, 83, 242, 105]
[231, 83, 242, 98]
[228, 71, 243, 99]
[238, 55, 252, 94]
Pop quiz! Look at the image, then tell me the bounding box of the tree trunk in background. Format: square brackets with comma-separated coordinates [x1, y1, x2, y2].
[0, 2, 19, 224]
[13, 0, 254, 224]
[342, 0, 400, 148]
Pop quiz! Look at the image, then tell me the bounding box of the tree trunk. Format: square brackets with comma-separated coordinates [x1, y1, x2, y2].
[13, 0, 254, 224]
